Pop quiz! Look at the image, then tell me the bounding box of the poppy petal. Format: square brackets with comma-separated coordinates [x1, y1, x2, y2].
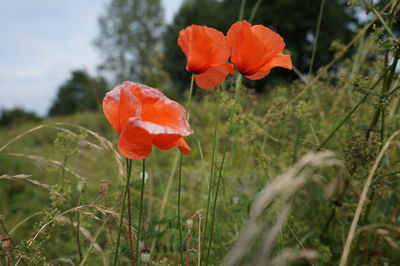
[178, 25, 231, 74]
[261, 53, 292, 71]
[251, 25, 285, 62]
[176, 137, 192, 154]
[130, 83, 193, 136]
[227, 20, 266, 75]
[194, 63, 235, 89]
[245, 70, 271, 80]
[119, 84, 142, 130]
[246, 54, 292, 80]
[118, 118, 153, 160]
[103, 85, 122, 133]
[153, 134, 192, 154]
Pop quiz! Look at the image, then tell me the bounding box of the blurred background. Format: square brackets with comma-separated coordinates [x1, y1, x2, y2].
[0, 0, 362, 126]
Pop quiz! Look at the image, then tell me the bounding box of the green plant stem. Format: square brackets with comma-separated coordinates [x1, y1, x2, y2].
[317, 67, 391, 150]
[126, 159, 135, 266]
[176, 73, 195, 265]
[136, 159, 146, 265]
[248, 0, 263, 23]
[206, 133, 229, 264]
[308, 0, 326, 76]
[201, 85, 221, 265]
[205, 75, 242, 264]
[76, 194, 83, 262]
[113, 158, 133, 266]
[80, 217, 109, 266]
[238, 0, 246, 20]
[177, 154, 184, 266]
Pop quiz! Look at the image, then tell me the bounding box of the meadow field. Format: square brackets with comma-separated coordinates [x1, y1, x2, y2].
[1, 0, 400, 265]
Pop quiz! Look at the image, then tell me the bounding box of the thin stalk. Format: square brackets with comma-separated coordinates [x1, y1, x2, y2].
[76, 194, 83, 262]
[205, 133, 229, 264]
[113, 158, 133, 266]
[205, 75, 242, 264]
[308, 0, 326, 76]
[238, 0, 246, 20]
[248, 0, 263, 23]
[80, 217, 109, 266]
[371, 5, 398, 42]
[177, 154, 184, 266]
[136, 159, 146, 265]
[201, 85, 221, 265]
[317, 67, 391, 150]
[126, 159, 135, 266]
[177, 73, 195, 264]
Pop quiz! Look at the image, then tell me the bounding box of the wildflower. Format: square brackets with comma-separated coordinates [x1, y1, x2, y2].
[178, 25, 235, 89]
[140, 248, 151, 263]
[227, 20, 292, 80]
[103, 81, 193, 160]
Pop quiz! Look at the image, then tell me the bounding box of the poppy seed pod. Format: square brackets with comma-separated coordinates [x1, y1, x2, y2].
[99, 179, 109, 194]
[1, 235, 12, 254]
[140, 248, 151, 263]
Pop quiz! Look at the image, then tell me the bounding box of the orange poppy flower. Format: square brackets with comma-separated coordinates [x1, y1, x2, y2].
[103, 81, 193, 160]
[227, 20, 292, 80]
[178, 25, 235, 89]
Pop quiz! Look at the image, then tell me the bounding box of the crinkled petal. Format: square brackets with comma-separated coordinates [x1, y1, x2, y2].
[178, 25, 231, 74]
[194, 63, 235, 89]
[118, 118, 153, 160]
[129, 82, 193, 136]
[153, 134, 192, 154]
[102, 82, 142, 134]
[102, 85, 122, 133]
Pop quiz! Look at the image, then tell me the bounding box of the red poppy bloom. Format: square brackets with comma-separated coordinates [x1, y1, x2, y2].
[227, 20, 292, 80]
[178, 25, 235, 89]
[103, 81, 193, 160]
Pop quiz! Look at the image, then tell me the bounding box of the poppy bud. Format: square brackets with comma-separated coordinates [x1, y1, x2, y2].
[76, 182, 85, 193]
[140, 248, 151, 263]
[186, 218, 193, 230]
[99, 179, 109, 194]
[139, 171, 149, 182]
[1, 235, 12, 254]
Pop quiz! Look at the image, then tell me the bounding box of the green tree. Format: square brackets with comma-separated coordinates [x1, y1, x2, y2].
[162, 0, 358, 91]
[0, 108, 41, 127]
[95, 0, 165, 84]
[48, 70, 108, 116]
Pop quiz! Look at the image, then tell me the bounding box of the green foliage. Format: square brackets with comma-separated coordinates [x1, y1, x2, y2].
[48, 70, 108, 117]
[0, 108, 41, 128]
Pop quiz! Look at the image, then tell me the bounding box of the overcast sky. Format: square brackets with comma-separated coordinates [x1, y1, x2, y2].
[0, 0, 183, 116]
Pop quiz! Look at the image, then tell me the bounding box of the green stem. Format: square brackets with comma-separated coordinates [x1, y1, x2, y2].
[76, 194, 83, 262]
[206, 134, 229, 264]
[317, 67, 391, 150]
[136, 159, 146, 265]
[238, 0, 246, 20]
[176, 73, 195, 264]
[308, 0, 326, 76]
[177, 154, 184, 266]
[80, 217, 109, 266]
[126, 159, 135, 266]
[248, 0, 263, 23]
[113, 158, 133, 266]
[201, 85, 221, 265]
